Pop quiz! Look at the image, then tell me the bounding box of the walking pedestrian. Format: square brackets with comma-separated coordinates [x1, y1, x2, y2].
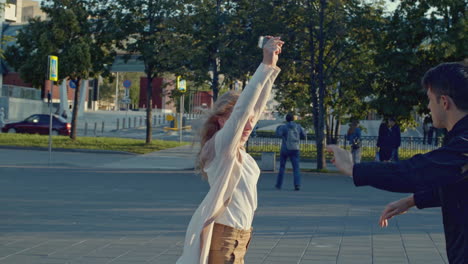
[275, 113, 307, 191]
[0, 107, 5, 129]
[347, 120, 362, 164]
[422, 115, 431, 144]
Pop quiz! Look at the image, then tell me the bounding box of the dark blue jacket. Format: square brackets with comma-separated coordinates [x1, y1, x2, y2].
[347, 127, 362, 145]
[276, 122, 306, 151]
[353, 115, 468, 263]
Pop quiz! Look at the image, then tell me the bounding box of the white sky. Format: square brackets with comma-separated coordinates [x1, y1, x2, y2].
[34, 0, 400, 11]
[385, 0, 399, 12]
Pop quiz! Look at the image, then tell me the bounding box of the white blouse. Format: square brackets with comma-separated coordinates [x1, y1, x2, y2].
[177, 63, 280, 264]
[208, 149, 260, 230]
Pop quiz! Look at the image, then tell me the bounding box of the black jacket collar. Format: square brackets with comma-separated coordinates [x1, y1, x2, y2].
[448, 114, 468, 139]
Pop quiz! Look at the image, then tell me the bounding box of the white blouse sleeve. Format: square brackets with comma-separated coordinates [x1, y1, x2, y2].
[214, 63, 281, 157]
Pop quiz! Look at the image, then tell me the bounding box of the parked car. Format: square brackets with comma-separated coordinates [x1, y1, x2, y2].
[1, 114, 71, 136]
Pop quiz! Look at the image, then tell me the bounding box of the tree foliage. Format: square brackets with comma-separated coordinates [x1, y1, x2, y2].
[96, 0, 190, 143]
[370, 0, 467, 127]
[5, 0, 114, 140]
[4, 0, 466, 159]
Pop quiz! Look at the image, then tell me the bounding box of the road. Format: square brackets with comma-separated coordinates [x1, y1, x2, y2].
[0, 149, 448, 264]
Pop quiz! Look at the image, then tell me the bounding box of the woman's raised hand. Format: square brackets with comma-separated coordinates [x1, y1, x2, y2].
[262, 36, 284, 67]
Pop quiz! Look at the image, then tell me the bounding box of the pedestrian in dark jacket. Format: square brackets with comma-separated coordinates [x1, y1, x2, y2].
[377, 117, 401, 162]
[327, 62, 468, 263]
[275, 113, 306, 191]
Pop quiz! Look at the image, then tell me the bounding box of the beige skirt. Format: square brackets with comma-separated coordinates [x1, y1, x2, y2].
[208, 223, 253, 264]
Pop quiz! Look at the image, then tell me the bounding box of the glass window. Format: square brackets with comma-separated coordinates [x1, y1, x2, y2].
[25, 115, 39, 123]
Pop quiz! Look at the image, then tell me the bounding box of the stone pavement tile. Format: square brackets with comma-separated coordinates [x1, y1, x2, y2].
[259, 255, 303, 264]
[244, 252, 267, 263]
[1, 254, 66, 264]
[0, 238, 50, 261]
[148, 253, 180, 263]
[301, 261, 336, 264]
[337, 254, 373, 264]
[301, 252, 339, 262]
[49, 238, 118, 260]
[15, 239, 82, 257]
[68, 256, 114, 264]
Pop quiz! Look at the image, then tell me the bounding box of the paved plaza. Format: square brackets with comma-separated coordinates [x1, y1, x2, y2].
[0, 148, 449, 264]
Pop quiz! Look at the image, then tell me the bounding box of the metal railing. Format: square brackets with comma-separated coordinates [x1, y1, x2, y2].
[246, 135, 443, 161]
[1, 85, 41, 100]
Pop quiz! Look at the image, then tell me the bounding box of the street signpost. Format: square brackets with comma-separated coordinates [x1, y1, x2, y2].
[47, 55, 58, 165]
[177, 76, 186, 143]
[123, 80, 131, 113]
[123, 80, 131, 88]
[69, 79, 77, 89]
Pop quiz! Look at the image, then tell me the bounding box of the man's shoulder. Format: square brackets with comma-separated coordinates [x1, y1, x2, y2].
[444, 133, 468, 153]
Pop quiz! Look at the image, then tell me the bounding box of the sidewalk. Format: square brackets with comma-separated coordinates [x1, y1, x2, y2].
[96, 144, 338, 172]
[0, 143, 338, 171]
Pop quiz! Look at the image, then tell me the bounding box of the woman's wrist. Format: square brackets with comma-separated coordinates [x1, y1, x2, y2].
[262, 58, 274, 67]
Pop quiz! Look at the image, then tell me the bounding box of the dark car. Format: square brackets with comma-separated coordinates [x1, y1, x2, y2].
[1, 114, 71, 136]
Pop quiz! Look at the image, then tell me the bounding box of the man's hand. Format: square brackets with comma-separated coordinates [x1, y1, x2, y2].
[379, 195, 415, 227]
[262, 36, 284, 67]
[326, 145, 353, 177]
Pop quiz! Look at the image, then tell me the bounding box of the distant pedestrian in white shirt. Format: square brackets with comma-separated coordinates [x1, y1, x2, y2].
[177, 37, 283, 264]
[0, 107, 5, 129]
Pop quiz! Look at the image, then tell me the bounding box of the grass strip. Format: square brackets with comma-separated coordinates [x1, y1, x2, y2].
[0, 134, 189, 154]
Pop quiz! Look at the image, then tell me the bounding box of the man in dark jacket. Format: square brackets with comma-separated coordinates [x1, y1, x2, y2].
[377, 117, 401, 161]
[275, 113, 307, 191]
[328, 62, 468, 263]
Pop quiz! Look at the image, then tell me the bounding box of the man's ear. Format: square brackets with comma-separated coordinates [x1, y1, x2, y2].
[441, 95, 453, 111]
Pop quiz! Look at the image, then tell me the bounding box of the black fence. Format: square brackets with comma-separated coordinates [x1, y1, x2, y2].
[246, 135, 443, 161]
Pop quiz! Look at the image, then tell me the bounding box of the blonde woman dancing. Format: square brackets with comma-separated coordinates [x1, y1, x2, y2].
[177, 37, 283, 264]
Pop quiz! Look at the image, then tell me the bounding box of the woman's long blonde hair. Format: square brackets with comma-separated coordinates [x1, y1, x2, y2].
[196, 91, 240, 179]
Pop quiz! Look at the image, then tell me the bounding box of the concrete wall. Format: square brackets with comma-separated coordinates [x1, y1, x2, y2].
[0, 96, 47, 121]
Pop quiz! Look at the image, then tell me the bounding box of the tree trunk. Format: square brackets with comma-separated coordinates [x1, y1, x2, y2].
[70, 77, 81, 140]
[315, 0, 327, 170]
[333, 117, 341, 144]
[211, 56, 220, 102]
[307, 0, 321, 170]
[145, 71, 153, 144]
[211, 0, 221, 102]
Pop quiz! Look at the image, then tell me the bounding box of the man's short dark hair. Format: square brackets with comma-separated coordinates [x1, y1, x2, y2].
[421, 62, 468, 111]
[286, 113, 294, 122]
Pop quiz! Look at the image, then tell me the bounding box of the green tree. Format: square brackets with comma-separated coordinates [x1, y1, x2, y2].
[180, 0, 264, 102]
[98, 81, 115, 105]
[5, 0, 114, 140]
[251, 0, 384, 169]
[98, 0, 189, 143]
[370, 0, 467, 126]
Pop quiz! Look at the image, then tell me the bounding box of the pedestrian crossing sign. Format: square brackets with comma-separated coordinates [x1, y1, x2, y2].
[177, 76, 186, 93]
[48, 56, 58, 81]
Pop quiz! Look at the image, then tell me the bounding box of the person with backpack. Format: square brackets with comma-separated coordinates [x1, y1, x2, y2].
[275, 113, 307, 191]
[347, 120, 362, 164]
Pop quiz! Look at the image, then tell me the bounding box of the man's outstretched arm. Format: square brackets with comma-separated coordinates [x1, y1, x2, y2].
[379, 188, 441, 227]
[327, 144, 467, 193]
